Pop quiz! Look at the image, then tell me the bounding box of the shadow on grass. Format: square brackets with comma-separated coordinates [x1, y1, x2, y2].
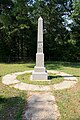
[0, 96, 26, 120]
[45, 61, 80, 70]
[48, 75, 80, 80]
[26, 64, 35, 68]
[48, 75, 62, 80]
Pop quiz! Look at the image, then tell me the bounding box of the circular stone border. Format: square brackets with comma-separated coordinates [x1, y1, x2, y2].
[2, 70, 78, 91]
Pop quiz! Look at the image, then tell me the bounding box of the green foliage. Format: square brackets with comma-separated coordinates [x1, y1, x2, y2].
[71, 0, 80, 24]
[69, 0, 80, 62]
[0, 0, 80, 62]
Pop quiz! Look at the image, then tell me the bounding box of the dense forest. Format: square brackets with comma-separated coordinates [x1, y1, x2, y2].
[0, 0, 80, 62]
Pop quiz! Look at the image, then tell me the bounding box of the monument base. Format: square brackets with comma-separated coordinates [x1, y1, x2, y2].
[31, 65, 48, 80]
[34, 66, 46, 72]
[31, 72, 48, 80]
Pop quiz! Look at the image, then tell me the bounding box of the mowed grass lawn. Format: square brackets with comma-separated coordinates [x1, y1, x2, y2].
[0, 62, 80, 120]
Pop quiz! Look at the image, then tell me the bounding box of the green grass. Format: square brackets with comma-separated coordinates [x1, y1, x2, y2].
[53, 82, 80, 120]
[46, 62, 80, 120]
[0, 83, 27, 120]
[0, 62, 80, 120]
[46, 61, 80, 80]
[0, 63, 33, 77]
[17, 73, 63, 85]
[0, 63, 29, 120]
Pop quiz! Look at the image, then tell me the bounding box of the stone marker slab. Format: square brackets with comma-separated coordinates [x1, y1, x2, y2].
[2, 70, 78, 91]
[54, 81, 77, 90]
[2, 74, 20, 85]
[23, 93, 61, 120]
[11, 82, 51, 91]
[64, 76, 77, 81]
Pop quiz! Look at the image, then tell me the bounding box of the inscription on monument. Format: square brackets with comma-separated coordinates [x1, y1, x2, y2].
[38, 41, 43, 52]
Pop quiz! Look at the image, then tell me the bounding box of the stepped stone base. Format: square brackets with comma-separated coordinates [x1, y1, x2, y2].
[34, 66, 46, 72]
[31, 72, 48, 80]
[31, 66, 48, 80]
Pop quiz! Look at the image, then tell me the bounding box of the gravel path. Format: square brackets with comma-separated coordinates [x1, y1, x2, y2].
[23, 92, 61, 120]
[2, 70, 77, 91]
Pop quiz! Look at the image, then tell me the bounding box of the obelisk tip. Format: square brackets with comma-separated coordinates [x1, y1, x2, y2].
[38, 16, 43, 20]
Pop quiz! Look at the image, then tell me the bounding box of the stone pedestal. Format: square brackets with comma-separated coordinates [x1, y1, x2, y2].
[32, 72, 47, 80]
[31, 17, 48, 80]
[32, 53, 48, 80]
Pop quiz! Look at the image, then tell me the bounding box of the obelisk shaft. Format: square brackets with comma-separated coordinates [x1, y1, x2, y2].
[37, 17, 43, 53]
[31, 17, 48, 80]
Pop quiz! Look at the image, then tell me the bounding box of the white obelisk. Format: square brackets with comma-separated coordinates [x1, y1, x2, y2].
[32, 17, 48, 80]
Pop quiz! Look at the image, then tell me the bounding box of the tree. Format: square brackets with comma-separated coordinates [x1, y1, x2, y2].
[0, 0, 37, 61]
[0, 0, 79, 62]
[29, 0, 71, 60]
[70, 0, 80, 61]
